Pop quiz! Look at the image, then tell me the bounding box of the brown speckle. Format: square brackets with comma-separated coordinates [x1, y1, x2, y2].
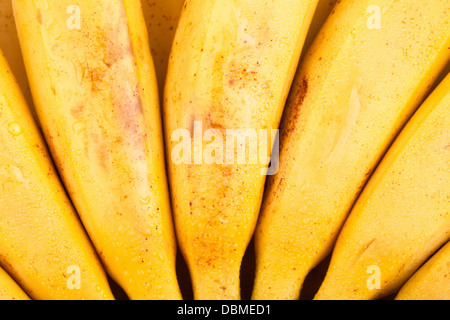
[37, 9, 43, 24]
[295, 78, 309, 108]
[280, 76, 308, 138]
[71, 105, 85, 119]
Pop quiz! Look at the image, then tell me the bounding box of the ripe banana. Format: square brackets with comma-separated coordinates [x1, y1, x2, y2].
[0, 267, 29, 300]
[0, 0, 34, 117]
[0, 49, 113, 300]
[396, 241, 450, 300]
[252, 0, 450, 300]
[164, 0, 319, 299]
[301, 0, 338, 61]
[315, 72, 450, 300]
[13, 0, 181, 300]
[141, 0, 185, 97]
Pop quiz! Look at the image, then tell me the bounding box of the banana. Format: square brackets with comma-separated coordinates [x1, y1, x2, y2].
[13, 0, 181, 300]
[0, 267, 30, 301]
[316, 73, 450, 300]
[301, 0, 338, 61]
[0, 49, 113, 300]
[315, 72, 450, 300]
[164, 0, 319, 300]
[0, 0, 35, 119]
[141, 0, 185, 97]
[252, 0, 450, 300]
[396, 241, 450, 300]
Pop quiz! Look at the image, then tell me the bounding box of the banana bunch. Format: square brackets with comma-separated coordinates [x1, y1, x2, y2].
[0, 0, 447, 301]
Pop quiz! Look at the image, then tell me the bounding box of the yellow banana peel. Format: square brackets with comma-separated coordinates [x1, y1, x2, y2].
[0, 49, 113, 300]
[315, 73, 450, 300]
[164, 0, 319, 300]
[13, 0, 181, 300]
[0, 267, 30, 300]
[396, 241, 450, 300]
[0, 0, 35, 118]
[253, 0, 450, 300]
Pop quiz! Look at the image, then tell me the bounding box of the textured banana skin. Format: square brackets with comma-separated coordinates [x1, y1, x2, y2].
[0, 49, 113, 300]
[0, 0, 35, 119]
[301, 0, 339, 61]
[316, 73, 450, 300]
[164, 0, 319, 300]
[253, 0, 450, 300]
[0, 267, 30, 300]
[396, 241, 450, 300]
[13, 0, 182, 300]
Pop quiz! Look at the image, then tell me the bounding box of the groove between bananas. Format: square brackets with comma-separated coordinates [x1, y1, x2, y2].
[301, 0, 339, 62]
[141, 0, 184, 99]
[0, 0, 37, 122]
[0, 267, 30, 300]
[396, 240, 450, 300]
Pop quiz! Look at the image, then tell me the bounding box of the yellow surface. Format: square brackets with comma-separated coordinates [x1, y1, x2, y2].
[396, 241, 450, 300]
[13, 0, 181, 300]
[315, 73, 450, 300]
[301, 0, 339, 61]
[0, 0, 33, 111]
[0, 267, 29, 300]
[253, 0, 450, 300]
[164, 0, 319, 300]
[0, 48, 113, 300]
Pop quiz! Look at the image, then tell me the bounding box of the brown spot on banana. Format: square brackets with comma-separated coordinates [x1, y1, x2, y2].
[36, 9, 43, 25]
[280, 77, 308, 139]
[71, 104, 84, 119]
